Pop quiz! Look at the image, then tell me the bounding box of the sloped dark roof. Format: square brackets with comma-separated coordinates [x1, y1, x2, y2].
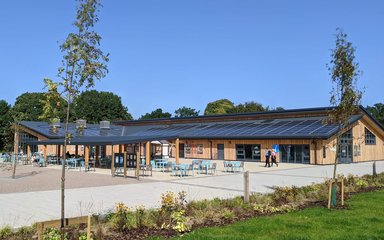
[22, 114, 363, 145]
[126, 115, 363, 140]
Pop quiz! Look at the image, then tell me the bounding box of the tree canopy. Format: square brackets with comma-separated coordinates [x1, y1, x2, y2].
[204, 99, 235, 115]
[174, 106, 200, 117]
[73, 90, 132, 123]
[328, 29, 362, 125]
[140, 108, 172, 120]
[11, 92, 46, 121]
[366, 103, 384, 126]
[0, 100, 12, 151]
[228, 101, 266, 114]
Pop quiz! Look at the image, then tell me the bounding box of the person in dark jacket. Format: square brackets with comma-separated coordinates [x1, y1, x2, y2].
[264, 148, 271, 167]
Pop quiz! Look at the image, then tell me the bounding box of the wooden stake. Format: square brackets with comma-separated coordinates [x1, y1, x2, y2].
[341, 177, 344, 206]
[327, 179, 333, 209]
[244, 171, 250, 203]
[87, 215, 91, 240]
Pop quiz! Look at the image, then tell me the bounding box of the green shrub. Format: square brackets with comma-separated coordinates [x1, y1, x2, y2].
[0, 226, 12, 239]
[43, 227, 65, 240]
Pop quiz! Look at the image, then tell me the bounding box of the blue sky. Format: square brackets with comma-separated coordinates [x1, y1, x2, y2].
[0, 0, 383, 119]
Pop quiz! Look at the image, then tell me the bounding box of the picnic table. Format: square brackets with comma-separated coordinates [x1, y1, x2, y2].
[224, 161, 242, 173]
[172, 163, 190, 177]
[154, 159, 169, 172]
[199, 160, 212, 175]
[65, 158, 84, 170]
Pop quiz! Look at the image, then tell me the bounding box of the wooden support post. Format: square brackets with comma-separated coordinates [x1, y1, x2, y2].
[87, 215, 91, 240]
[85, 145, 89, 168]
[123, 151, 127, 178]
[146, 141, 150, 165]
[58, 145, 61, 159]
[244, 171, 250, 203]
[341, 177, 344, 206]
[327, 179, 333, 209]
[27, 144, 31, 163]
[111, 150, 115, 177]
[175, 138, 180, 164]
[43, 145, 47, 165]
[75, 145, 79, 157]
[119, 144, 123, 153]
[136, 151, 140, 180]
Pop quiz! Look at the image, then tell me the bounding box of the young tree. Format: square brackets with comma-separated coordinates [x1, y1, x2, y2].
[174, 106, 200, 117]
[327, 29, 362, 206]
[41, 0, 109, 232]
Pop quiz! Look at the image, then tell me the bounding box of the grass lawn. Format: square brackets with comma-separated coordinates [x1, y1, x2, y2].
[157, 190, 384, 240]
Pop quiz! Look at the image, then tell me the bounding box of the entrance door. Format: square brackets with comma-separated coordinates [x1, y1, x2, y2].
[339, 129, 352, 163]
[339, 144, 352, 163]
[179, 143, 185, 158]
[217, 144, 224, 160]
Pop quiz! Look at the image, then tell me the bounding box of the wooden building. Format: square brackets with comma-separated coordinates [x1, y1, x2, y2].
[17, 106, 384, 166]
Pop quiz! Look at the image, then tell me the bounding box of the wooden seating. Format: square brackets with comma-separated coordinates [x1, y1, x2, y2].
[208, 163, 217, 175]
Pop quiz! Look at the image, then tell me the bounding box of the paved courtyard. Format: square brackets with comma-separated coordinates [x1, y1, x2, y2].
[0, 160, 383, 228]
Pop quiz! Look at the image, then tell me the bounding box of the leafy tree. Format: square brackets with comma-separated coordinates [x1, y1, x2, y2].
[10, 92, 46, 121]
[0, 100, 12, 151]
[174, 106, 200, 117]
[140, 108, 172, 120]
[327, 29, 362, 207]
[228, 101, 266, 114]
[204, 99, 234, 115]
[41, 0, 109, 232]
[366, 103, 384, 126]
[273, 107, 285, 111]
[73, 90, 132, 123]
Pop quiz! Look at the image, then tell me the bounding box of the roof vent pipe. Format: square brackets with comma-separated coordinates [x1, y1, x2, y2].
[76, 119, 87, 129]
[49, 118, 61, 128]
[100, 120, 110, 129]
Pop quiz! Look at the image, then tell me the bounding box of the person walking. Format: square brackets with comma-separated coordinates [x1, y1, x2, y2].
[271, 150, 278, 167]
[264, 148, 271, 167]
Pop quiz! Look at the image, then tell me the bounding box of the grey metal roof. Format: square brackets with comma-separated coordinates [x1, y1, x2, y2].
[21, 114, 364, 145]
[127, 115, 363, 140]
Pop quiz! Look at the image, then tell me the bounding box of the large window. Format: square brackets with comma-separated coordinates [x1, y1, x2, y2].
[18, 131, 38, 154]
[236, 144, 261, 161]
[280, 145, 310, 164]
[365, 128, 376, 145]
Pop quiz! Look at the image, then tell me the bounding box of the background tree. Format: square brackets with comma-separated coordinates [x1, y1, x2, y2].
[174, 106, 200, 117]
[327, 29, 362, 207]
[366, 103, 384, 126]
[204, 99, 234, 115]
[0, 100, 12, 151]
[139, 108, 172, 120]
[73, 90, 132, 123]
[228, 101, 266, 114]
[10, 92, 46, 121]
[41, 0, 109, 232]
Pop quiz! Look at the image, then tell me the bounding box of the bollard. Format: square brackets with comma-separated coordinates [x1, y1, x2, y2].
[244, 171, 249, 203]
[373, 161, 377, 176]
